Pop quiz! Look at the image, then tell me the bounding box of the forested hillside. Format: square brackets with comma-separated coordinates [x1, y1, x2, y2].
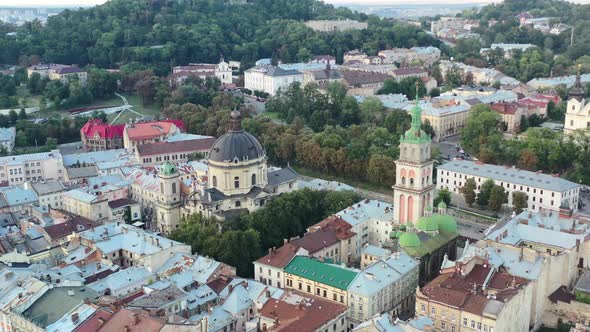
[454, 0, 590, 75]
[0, 0, 439, 74]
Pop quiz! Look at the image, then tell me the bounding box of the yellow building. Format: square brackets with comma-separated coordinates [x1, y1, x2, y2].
[283, 256, 356, 306]
[62, 188, 109, 222]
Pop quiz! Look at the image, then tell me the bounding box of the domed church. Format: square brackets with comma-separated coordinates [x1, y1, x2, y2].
[389, 91, 458, 286]
[184, 110, 299, 219]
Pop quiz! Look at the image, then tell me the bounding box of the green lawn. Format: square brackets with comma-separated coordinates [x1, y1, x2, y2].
[262, 111, 281, 120]
[106, 94, 162, 124]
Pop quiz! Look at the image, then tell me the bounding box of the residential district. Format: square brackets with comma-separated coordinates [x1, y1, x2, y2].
[0, 4, 589, 332]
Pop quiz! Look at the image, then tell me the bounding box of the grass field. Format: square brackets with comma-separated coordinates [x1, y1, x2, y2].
[18, 90, 163, 122]
[107, 94, 161, 124]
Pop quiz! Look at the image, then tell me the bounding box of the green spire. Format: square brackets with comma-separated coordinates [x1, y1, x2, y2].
[401, 82, 430, 144]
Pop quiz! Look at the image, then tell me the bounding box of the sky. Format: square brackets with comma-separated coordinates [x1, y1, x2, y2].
[1, 0, 588, 7]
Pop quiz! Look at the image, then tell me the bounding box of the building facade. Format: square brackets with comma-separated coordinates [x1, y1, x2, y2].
[244, 65, 303, 96]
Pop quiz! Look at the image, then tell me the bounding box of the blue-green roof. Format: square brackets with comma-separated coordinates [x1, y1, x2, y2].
[284, 256, 358, 290]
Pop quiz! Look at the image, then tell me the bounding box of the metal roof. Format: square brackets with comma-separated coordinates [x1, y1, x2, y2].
[438, 159, 581, 192]
[284, 256, 358, 290]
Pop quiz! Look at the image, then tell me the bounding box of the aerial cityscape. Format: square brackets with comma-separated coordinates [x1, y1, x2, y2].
[0, 0, 588, 331]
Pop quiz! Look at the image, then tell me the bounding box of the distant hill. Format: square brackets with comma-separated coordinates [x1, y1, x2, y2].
[0, 0, 441, 74]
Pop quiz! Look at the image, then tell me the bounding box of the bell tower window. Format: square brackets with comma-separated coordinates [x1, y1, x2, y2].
[234, 176, 240, 188]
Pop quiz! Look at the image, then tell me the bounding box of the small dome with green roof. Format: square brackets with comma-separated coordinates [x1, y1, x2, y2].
[437, 201, 447, 209]
[161, 162, 177, 176]
[435, 214, 458, 233]
[416, 216, 439, 232]
[398, 232, 421, 247]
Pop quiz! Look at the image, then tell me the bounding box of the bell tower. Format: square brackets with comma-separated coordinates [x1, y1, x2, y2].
[393, 84, 435, 224]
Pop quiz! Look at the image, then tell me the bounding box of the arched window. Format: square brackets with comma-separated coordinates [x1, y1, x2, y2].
[212, 176, 217, 187]
[410, 178, 414, 186]
[402, 177, 406, 185]
[252, 174, 256, 186]
[234, 176, 240, 188]
[235, 201, 241, 207]
[172, 183, 177, 194]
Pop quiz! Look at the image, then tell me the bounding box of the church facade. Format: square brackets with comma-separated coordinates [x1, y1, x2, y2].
[564, 70, 589, 135]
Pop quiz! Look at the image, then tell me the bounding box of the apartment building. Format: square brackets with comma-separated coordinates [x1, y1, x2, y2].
[0, 150, 64, 186]
[304, 19, 368, 32]
[244, 65, 303, 96]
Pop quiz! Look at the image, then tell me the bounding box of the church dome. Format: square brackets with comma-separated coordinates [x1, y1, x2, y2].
[398, 232, 421, 248]
[209, 110, 265, 163]
[435, 214, 458, 233]
[160, 162, 177, 176]
[416, 215, 439, 232]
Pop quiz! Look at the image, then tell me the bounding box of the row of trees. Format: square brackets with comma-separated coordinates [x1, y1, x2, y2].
[460, 177, 528, 213]
[461, 105, 590, 185]
[170, 189, 359, 276]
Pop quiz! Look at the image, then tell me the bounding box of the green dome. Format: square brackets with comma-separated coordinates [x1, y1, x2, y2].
[435, 214, 458, 233]
[416, 216, 439, 232]
[425, 206, 433, 212]
[438, 201, 447, 209]
[398, 232, 421, 247]
[161, 162, 176, 176]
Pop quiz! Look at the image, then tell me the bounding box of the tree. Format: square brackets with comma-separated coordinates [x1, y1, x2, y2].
[512, 191, 528, 214]
[460, 178, 477, 207]
[434, 187, 452, 208]
[18, 108, 27, 120]
[360, 97, 384, 125]
[517, 149, 538, 171]
[367, 154, 396, 185]
[477, 179, 495, 207]
[135, 76, 156, 105]
[8, 110, 17, 125]
[488, 185, 507, 212]
[87, 68, 119, 99]
[421, 119, 435, 139]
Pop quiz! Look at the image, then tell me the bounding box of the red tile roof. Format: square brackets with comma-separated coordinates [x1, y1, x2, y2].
[490, 102, 519, 115]
[125, 120, 185, 140]
[73, 309, 113, 332]
[81, 119, 125, 140]
[136, 138, 215, 156]
[44, 217, 100, 241]
[108, 198, 139, 209]
[259, 291, 347, 332]
[97, 308, 164, 332]
[255, 243, 300, 268]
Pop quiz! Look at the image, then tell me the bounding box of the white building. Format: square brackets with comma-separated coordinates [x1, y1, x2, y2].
[304, 19, 368, 32]
[244, 65, 303, 96]
[25, 180, 67, 210]
[437, 159, 582, 212]
[0, 150, 64, 186]
[171, 57, 233, 85]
